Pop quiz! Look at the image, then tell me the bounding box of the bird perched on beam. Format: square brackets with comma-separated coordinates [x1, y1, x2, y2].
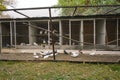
[39, 30, 43, 34]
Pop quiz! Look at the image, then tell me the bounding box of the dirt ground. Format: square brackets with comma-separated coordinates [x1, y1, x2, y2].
[0, 48, 120, 63]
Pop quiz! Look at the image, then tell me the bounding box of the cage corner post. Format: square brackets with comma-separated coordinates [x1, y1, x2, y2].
[49, 8, 56, 61]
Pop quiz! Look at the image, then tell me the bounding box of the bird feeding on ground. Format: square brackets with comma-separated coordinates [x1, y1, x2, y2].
[89, 50, 96, 56]
[70, 51, 79, 57]
[33, 52, 39, 59]
[49, 52, 58, 57]
[39, 50, 58, 59]
[43, 52, 58, 59]
[64, 50, 69, 55]
[43, 55, 50, 59]
[33, 42, 38, 46]
[64, 50, 82, 57]
[39, 51, 52, 55]
[89, 52, 96, 55]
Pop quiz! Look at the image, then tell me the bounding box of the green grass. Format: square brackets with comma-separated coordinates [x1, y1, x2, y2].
[0, 61, 120, 80]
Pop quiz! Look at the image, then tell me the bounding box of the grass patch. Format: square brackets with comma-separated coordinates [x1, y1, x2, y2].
[109, 64, 120, 71]
[0, 61, 120, 80]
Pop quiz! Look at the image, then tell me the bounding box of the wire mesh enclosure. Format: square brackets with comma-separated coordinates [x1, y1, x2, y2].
[0, 5, 120, 61]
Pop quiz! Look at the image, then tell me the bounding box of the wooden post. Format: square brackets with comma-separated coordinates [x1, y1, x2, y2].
[49, 8, 55, 60]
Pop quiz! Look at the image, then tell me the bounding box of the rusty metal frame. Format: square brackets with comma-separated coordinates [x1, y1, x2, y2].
[0, 5, 120, 18]
[49, 8, 55, 60]
[1, 5, 120, 11]
[0, 5, 120, 59]
[13, 10, 30, 18]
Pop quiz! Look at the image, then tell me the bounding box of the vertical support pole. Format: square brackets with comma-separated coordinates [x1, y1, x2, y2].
[59, 20, 62, 45]
[10, 21, 13, 46]
[102, 20, 106, 45]
[80, 20, 84, 47]
[49, 8, 55, 61]
[117, 19, 119, 47]
[69, 20, 71, 45]
[104, 19, 107, 46]
[28, 21, 30, 44]
[48, 21, 50, 46]
[93, 19, 96, 49]
[28, 21, 32, 45]
[0, 22, 2, 54]
[14, 20, 17, 48]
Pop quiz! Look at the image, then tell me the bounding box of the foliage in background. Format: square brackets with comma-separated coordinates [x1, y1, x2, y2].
[56, 0, 120, 16]
[0, 0, 6, 11]
[0, 0, 16, 15]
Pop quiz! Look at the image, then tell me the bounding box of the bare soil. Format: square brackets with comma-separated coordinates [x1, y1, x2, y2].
[0, 51, 120, 63]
